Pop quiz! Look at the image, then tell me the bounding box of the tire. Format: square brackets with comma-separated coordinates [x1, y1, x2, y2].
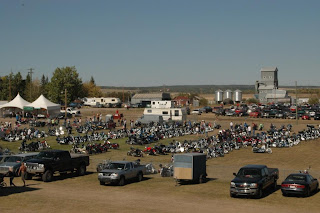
[272, 180, 277, 190]
[199, 174, 206, 184]
[42, 170, 53, 182]
[230, 192, 236, 198]
[255, 187, 263, 199]
[305, 187, 311, 197]
[24, 172, 32, 180]
[100, 181, 105, 185]
[77, 164, 86, 176]
[118, 176, 125, 186]
[137, 172, 143, 182]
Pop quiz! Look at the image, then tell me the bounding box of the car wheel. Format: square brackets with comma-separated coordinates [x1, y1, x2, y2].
[100, 181, 105, 186]
[230, 192, 236, 198]
[77, 164, 86, 176]
[42, 170, 53, 182]
[305, 187, 311, 197]
[199, 174, 206, 184]
[137, 172, 143, 182]
[118, 176, 125, 186]
[255, 187, 263, 199]
[272, 181, 277, 190]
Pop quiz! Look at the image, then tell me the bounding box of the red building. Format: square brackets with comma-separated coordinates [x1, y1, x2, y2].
[173, 96, 190, 106]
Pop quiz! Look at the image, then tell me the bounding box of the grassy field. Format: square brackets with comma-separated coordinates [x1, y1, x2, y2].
[1, 109, 320, 213]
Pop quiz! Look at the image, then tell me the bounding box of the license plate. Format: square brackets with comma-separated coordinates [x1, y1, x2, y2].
[290, 185, 296, 189]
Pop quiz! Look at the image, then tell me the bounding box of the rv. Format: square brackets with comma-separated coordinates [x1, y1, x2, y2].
[142, 107, 187, 122]
[83, 97, 121, 108]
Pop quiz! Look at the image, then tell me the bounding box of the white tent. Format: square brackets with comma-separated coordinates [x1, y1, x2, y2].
[0, 93, 31, 110]
[26, 94, 61, 118]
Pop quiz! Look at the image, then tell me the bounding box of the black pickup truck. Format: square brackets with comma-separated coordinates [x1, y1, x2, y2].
[25, 150, 90, 182]
[230, 165, 279, 198]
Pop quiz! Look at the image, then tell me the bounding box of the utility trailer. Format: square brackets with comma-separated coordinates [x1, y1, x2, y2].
[173, 153, 207, 184]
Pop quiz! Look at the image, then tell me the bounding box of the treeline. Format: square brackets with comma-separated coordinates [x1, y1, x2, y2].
[0, 66, 102, 104]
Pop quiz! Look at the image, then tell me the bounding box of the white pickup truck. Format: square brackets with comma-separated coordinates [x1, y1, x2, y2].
[60, 107, 81, 116]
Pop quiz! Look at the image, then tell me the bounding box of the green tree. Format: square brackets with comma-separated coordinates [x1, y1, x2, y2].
[308, 97, 319, 105]
[246, 98, 259, 104]
[12, 72, 26, 97]
[199, 98, 208, 106]
[47, 66, 83, 104]
[40, 74, 49, 97]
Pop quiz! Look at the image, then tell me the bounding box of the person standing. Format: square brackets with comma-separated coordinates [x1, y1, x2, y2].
[230, 121, 233, 131]
[6, 167, 16, 187]
[18, 162, 27, 187]
[247, 125, 252, 136]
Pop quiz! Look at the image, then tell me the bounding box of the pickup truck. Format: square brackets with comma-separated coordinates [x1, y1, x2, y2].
[230, 165, 279, 198]
[60, 107, 81, 116]
[98, 161, 147, 186]
[25, 150, 90, 182]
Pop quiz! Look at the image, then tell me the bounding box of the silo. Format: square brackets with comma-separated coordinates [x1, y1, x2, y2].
[224, 90, 233, 100]
[234, 89, 242, 102]
[215, 90, 223, 103]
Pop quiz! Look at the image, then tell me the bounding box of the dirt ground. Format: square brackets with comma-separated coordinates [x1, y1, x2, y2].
[1, 108, 320, 213]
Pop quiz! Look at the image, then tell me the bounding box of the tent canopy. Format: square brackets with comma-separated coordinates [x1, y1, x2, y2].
[26, 94, 60, 110]
[26, 95, 61, 118]
[0, 93, 31, 109]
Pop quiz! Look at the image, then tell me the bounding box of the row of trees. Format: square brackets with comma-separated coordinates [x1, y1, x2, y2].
[0, 66, 102, 104]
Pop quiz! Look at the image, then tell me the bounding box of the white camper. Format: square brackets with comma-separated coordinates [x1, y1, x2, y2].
[143, 107, 187, 122]
[83, 97, 121, 107]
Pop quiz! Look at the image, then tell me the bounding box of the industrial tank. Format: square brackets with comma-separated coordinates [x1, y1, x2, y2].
[234, 89, 242, 102]
[224, 90, 233, 100]
[215, 90, 223, 103]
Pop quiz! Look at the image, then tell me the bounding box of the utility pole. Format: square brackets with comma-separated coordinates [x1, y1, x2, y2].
[295, 81, 298, 125]
[8, 73, 12, 101]
[65, 88, 67, 119]
[27, 68, 35, 100]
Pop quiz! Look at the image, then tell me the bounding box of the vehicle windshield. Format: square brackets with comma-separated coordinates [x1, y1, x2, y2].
[107, 163, 125, 170]
[237, 168, 261, 178]
[37, 152, 56, 159]
[286, 175, 306, 182]
[5, 156, 23, 163]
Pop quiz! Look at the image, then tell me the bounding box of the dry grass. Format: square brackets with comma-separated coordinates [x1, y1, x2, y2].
[1, 109, 320, 213]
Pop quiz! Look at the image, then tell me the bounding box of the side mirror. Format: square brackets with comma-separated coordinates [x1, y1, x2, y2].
[233, 173, 236, 176]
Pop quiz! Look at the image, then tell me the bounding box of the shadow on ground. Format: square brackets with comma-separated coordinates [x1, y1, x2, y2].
[0, 184, 41, 197]
[100, 177, 153, 187]
[32, 171, 94, 182]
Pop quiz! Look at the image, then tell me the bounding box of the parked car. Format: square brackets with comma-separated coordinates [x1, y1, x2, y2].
[57, 112, 73, 119]
[314, 113, 320, 120]
[287, 113, 297, 119]
[230, 165, 279, 198]
[301, 114, 311, 120]
[225, 109, 235, 116]
[98, 161, 147, 186]
[0, 153, 38, 176]
[281, 173, 319, 197]
[25, 150, 89, 182]
[191, 109, 201, 115]
[200, 106, 212, 113]
[249, 111, 261, 118]
[275, 111, 284, 119]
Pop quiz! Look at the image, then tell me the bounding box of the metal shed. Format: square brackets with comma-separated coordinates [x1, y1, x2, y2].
[131, 93, 171, 107]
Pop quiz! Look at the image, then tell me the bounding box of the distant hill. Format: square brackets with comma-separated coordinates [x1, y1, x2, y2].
[100, 85, 256, 94]
[100, 84, 320, 95]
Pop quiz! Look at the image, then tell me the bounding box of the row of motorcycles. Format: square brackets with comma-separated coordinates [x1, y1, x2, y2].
[70, 141, 120, 154]
[19, 140, 51, 152]
[125, 124, 320, 159]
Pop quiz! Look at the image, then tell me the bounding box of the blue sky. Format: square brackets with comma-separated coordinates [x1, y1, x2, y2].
[1, 0, 319, 86]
